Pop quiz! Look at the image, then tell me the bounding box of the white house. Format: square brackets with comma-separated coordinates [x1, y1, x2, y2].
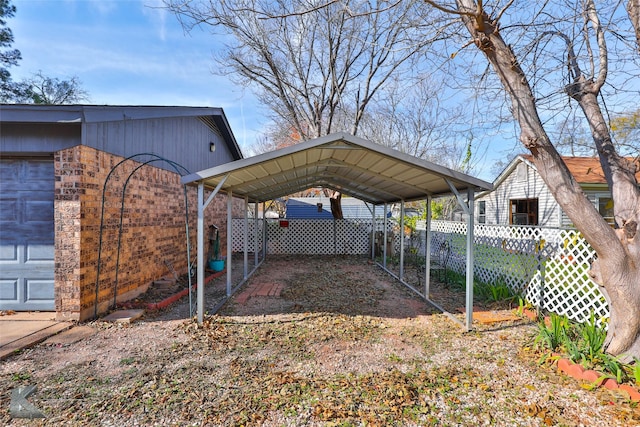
[476, 155, 640, 227]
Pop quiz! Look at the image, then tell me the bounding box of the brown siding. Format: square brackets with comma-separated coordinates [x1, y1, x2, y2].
[54, 145, 242, 321]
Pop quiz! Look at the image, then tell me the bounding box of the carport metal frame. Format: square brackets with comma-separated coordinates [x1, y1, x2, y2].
[182, 133, 492, 330]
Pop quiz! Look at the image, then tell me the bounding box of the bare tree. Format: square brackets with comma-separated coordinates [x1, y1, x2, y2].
[166, 0, 452, 218]
[356, 74, 468, 168]
[15, 70, 90, 104]
[436, 0, 640, 360]
[629, 0, 640, 52]
[166, 1, 446, 140]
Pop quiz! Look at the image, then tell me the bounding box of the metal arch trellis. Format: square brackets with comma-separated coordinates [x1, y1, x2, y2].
[94, 153, 192, 318]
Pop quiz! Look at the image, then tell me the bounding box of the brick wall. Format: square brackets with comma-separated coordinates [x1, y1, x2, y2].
[54, 146, 243, 321]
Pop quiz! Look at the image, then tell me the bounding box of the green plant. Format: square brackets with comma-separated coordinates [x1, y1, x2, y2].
[577, 312, 607, 362]
[631, 358, 640, 386]
[600, 353, 626, 384]
[11, 371, 31, 381]
[515, 297, 535, 316]
[534, 312, 568, 352]
[470, 276, 520, 304]
[563, 338, 585, 365]
[119, 357, 135, 366]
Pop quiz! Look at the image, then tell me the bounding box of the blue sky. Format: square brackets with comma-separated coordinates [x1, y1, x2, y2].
[9, 0, 263, 154]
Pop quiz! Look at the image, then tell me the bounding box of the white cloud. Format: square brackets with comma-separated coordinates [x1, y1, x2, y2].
[142, 0, 168, 41]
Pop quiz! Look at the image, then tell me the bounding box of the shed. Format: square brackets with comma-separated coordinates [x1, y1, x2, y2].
[181, 132, 493, 329]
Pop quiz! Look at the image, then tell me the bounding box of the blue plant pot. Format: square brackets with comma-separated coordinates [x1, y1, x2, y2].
[208, 259, 225, 272]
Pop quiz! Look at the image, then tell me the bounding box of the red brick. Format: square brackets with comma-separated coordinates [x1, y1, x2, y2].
[54, 146, 243, 321]
[567, 363, 585, 380]
[557, 358, 572, 374]
[619, 384, 640, 402]
[581, 370, 605, 385]
[602, 378, 619, 390]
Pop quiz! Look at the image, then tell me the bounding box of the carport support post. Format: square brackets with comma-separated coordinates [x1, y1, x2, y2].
[446, 180, 476, 332]
[425, 195, 432, 299]
[371, 204, 376, 260]
[196, 175, 228, 325]
[399, 200, 405, 280]
[383, 203, 388, 268]
[465, 188, 475, 331]
[227, 189, 233, 297]
[254, 202, 259, 266]
[262, 202, 267, 256]
[197, 183, 205, 325]
[244, 195, 249, 279]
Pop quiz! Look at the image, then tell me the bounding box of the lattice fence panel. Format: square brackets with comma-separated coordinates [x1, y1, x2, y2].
[524, 229, 608, 323]
[427, 221, 609, 324]
[231, 218, 264, 253]
[232, 218, 608, 324]
[334, 220, 375, 254]
[232, 218, 394, 255]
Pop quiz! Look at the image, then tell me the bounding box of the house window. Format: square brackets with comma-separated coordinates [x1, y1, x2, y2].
[510, 198, 538, 225]
[478, 201, 486, 224]
[597, 196, 615, 225]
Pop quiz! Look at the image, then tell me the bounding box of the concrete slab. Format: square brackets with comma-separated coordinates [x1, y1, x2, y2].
[0, 312, 58, 347]
[0, 321, 72, 360]
[102, 309, 145, 324]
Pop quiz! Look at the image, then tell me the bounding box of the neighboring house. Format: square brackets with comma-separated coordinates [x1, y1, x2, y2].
[476, 155, 640, 227]
[285, 197, 384, 219]
[0, 104, 243, 321]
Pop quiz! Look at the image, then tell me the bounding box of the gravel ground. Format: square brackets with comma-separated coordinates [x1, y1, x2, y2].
[1, 255, 638, 426]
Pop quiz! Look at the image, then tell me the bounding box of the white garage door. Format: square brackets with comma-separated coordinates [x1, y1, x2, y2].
[0, 158, 55, 311]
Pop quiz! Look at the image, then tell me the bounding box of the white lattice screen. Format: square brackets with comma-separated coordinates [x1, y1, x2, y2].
[231, 218, 608, 324]
[232, 218, 396, 255]
[426, 220, 608, 324]
[230, 218, 265, 253]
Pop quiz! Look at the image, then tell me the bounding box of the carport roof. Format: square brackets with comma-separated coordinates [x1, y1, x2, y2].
[181, 133, 492, 204]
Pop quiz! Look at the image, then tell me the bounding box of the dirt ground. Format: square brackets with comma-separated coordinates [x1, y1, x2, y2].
[1, 255, 638, 426]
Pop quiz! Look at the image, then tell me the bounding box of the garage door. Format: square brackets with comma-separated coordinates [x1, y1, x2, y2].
[0, 158, 55, 311]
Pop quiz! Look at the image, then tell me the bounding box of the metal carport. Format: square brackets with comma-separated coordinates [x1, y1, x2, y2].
[181, 133, 493, 328]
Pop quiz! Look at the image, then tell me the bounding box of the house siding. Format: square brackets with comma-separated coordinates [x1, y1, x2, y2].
[477, 161, 560, 227]
[54, 145, 243, 321]
[83, 116, 235, 175]
[0, 123, 81, 154]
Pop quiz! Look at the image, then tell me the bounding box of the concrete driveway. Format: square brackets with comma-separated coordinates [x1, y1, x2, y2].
[0, 312, 72, 360]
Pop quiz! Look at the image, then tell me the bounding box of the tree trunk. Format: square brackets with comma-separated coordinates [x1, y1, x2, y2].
[628, 0, 640, 53]
[329, 191, 343, 219]
[455, 0, 640, 360]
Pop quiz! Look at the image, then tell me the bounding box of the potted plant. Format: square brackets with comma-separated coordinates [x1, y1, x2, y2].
[208, 225, 225, 272]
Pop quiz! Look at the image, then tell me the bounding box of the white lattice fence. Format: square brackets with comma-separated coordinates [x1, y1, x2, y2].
[230, 218, 608, 324]
[232, 218, 394, 255]
[231, 218, 265, 253]
[429, 220, 608, 324]
[524, 229, 607, 323]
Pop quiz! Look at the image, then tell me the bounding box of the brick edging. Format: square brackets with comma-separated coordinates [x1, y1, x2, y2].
[518, 308, 640, 402]
[119, 270, 226, 311]
[556, 356, 640, 401]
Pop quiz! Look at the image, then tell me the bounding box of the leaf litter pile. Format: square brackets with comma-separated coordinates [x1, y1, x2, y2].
[1, 255, 637, 426]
